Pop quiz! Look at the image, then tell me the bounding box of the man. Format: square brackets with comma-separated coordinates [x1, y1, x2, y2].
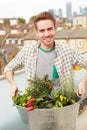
[4, 11, 87, 98]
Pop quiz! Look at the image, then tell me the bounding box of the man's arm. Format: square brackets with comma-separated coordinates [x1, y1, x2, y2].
[5, 70, 18, 98]
[77, 73, 87, 97]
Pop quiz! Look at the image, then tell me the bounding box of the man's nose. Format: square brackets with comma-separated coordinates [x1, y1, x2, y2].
[45, 30, 50, 36]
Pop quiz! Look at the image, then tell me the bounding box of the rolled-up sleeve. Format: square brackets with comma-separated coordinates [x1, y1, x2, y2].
[72, 50, 87, 70]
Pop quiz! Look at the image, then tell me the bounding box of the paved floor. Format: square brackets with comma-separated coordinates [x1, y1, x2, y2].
[76, 109, 87, 130]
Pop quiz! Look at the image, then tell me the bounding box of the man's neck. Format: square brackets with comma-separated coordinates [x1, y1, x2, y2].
[40, 42, 55, 51]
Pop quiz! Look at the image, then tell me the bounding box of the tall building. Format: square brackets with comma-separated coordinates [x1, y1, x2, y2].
[58, 9, 63, 18]
[48, 9, 55, 16]
[66, 2, 72, 19]
[79, 6, 87, 15]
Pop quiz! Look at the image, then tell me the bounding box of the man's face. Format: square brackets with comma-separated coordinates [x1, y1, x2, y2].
[35, 19, 57, 48]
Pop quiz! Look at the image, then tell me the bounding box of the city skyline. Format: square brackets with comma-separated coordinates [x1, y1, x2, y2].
[0, 0, 87, 21]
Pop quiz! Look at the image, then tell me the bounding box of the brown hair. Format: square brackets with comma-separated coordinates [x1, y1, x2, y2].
[34, 11, 56, 30]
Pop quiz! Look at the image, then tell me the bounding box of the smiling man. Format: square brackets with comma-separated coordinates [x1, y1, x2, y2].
[4, 11, 87, 98]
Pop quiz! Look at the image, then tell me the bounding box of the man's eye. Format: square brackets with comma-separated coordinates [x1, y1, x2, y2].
[39, 30, 44, 33]
[48, 28, 53, 31]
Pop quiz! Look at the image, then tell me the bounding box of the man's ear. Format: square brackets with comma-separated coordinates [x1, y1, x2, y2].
[55, 25, 57, 31]
[34, 27, 38, 35]
[55, 21, 58, 31]
[35, 32, 38, 38]
[34, 29, 39, 40]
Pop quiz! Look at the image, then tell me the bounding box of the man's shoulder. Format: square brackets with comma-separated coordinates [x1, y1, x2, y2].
[55, 41, 69, 48]
[23, 42, 39, 49]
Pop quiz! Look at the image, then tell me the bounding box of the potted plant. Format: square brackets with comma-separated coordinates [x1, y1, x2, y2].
[13, 74, 80, 130]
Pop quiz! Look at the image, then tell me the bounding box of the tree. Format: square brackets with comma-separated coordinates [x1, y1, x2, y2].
[17, 17, 26, 24]
[29, 16, 36, 25]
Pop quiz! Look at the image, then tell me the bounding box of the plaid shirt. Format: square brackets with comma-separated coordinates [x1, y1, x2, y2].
[4, 41, 87, 86]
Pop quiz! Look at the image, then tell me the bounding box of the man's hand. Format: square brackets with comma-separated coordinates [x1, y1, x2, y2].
[10, 85, 18, 98]
[77, 82, 86, 97]
[4, 70, 18, 98]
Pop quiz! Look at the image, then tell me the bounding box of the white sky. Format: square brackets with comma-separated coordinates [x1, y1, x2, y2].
[0, 0, 87, 21]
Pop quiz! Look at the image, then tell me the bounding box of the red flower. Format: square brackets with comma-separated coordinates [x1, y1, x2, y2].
[48, 86, 53, 89]
[26, 102, 32, 107]
[29, 98, 36, 103]
[26, 98, 36, 108]
[27, 106, 35, 111]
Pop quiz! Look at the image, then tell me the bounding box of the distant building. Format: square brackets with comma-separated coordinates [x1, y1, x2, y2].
[73, 12, 78, 17]
[66, 2, 72, 19]
[73, 15, 87, 28]
[48, 9, 55, 16]
[0, 44, 20, 75]
[79, 7, 87, 15]
[55, 28, 87, 53]
[58, 9, 63, 19]
[48, 9, 58, 18]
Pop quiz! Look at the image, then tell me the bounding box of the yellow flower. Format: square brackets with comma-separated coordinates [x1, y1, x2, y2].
[63, 96, 67, 100]
[27, 96, 32, 100]
[59, 95, 64, 101]
[22, 103, 26, 107]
